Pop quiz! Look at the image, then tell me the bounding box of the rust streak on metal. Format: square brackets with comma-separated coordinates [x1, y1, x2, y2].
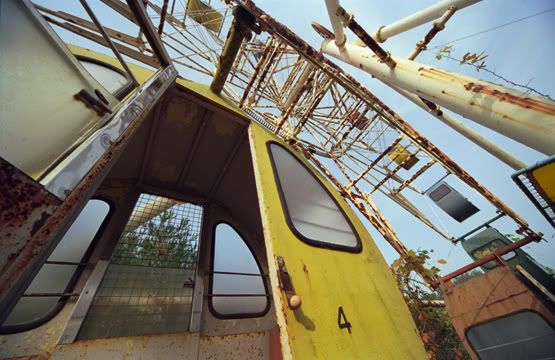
[336, 7, 396, 69]
[464, 82, 555, 115]
[157, 0, 169, 35]
[0, 79, 172, 298]
[239, 38, 274, 107]
[408, 5, 456, 61]
[0, 158, 61, 276]
[431, 234, 540, 288]
[392, 160, 434, 194]
[351, 136, 402, 187]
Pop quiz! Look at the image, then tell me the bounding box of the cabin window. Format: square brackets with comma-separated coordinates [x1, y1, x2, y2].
[78, 57, 131, 98]
[0, 199, 110, 333]
[268, 142, 361, 252]
[471, 239, 516, 269]
[210, 223, 268, 318]
[466, 311, 555, 359]
[77, 194, 203, 339]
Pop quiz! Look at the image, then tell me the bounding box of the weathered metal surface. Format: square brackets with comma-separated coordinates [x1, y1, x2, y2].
[0, 66, 177, 324]
[443, 266, 555, 360]
[391, 86, 526, 170]
[322, 39, 555, 154]
[41, 65, 177, 198]
[408, 6, 456, 60]
[431, 234, 540, 288]
[369, 0, 481, 43]
[0, 158, 61, 283]
[235, 0, 543, 282]
[198, 331, 271, 360]
[52, 333, 200, 359]
[248, 122, 428, 359]
[338, 10, 396, 69]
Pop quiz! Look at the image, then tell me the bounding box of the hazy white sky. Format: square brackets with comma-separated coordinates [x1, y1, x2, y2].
[257, 0, 555, 273]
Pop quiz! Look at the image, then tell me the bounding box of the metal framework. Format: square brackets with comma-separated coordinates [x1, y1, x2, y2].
[32, 0, 546, 284]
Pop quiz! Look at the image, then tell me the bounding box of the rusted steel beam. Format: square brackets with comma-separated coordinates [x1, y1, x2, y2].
[351, 136, 402, 187]
[127, 0, 172, 66]
[291, 78, 333, 136]
[157, 0, 169, 35]
[35, 5, 142, 48]
[322, 39, 555, 154]
[247, 42, 283, 106]
[100, 0, 138, 24]
[334, 7, 396, 69]
[408, 5, 456, 61]
[329, 106, 370, 153]
[42, 15, 159, 67]
[392, 159, 434, 194]
[370, 150, 420, 193]
[276, 68, 317, 132]
[430, 234, 540, 289]
[211, 7, 255, 94]
[239, 38, 274, 107]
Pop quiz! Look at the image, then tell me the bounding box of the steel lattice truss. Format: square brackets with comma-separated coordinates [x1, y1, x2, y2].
[36, 0, 539, 266]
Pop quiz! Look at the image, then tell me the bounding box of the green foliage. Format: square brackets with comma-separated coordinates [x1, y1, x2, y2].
[392, 249, 470, 360]
[112, 209, 198, 269]
[435, 45, 453, 60]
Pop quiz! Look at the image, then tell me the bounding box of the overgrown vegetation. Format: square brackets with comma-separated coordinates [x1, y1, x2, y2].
[391, 249, 479, 360]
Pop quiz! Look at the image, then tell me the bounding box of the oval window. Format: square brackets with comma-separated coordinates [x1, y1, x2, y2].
[268, 142, 361, 252]
[210, 223, 268, 317]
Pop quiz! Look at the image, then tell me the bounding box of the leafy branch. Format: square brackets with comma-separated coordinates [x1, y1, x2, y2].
[432, 45, 554, 102]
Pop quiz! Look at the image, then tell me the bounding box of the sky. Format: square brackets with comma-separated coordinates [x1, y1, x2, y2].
[251, 0, 555, 274]
[36, 0, 555, 276]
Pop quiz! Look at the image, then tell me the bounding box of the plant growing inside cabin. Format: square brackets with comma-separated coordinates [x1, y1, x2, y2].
[391, 249, 471, 360]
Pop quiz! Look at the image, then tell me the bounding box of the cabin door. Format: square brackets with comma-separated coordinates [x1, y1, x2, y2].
[247, 123, 427, 359]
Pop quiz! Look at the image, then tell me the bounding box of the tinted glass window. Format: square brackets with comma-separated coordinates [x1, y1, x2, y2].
[211, 223, 268, 317]
[1, 199, 110, 332]
[269, 143, 360, 251]
[466, 311, 555, 359]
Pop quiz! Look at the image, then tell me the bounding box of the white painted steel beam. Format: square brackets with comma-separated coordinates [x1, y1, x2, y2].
[370, 0, 481, 42]
[392, 86, 527, 170]
[321, 40, 555, 155]
[324, 0, 346, 46]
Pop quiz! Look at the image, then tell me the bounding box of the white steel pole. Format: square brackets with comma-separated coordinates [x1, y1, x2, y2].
[321, 40, 555, 155]
[393, 86, 527, 169]
[325, 0, 346, 47]
[370, 0, 481, 42]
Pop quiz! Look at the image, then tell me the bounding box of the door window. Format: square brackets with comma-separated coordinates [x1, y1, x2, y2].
[268, 142, 361, 252]
[210, 223, 268, 318]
